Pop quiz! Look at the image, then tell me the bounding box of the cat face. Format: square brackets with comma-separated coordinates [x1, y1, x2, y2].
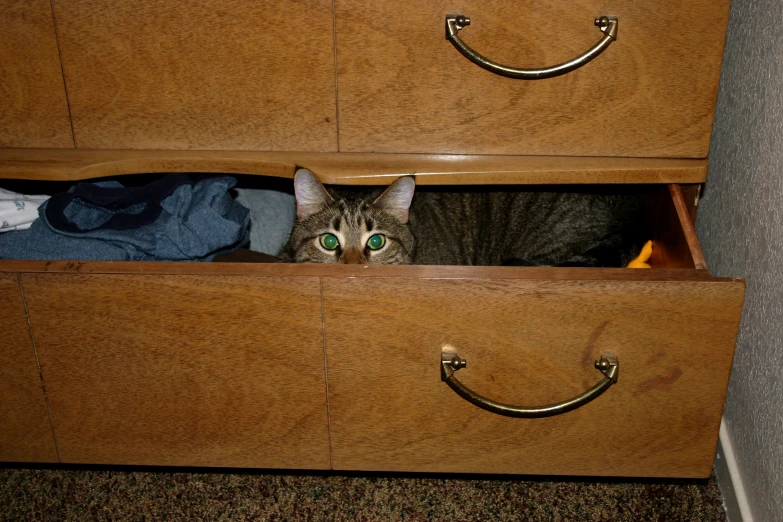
[285, 170, 415, 264]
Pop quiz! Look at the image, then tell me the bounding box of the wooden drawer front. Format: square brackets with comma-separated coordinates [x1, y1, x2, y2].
[0, 274, 58, 462]
[52, 0, 337, 151]
[0, 1, 73, 148]
[335, 0, 730, 157]
[324, 276, 744, 478]
[21, 273, 330, 469]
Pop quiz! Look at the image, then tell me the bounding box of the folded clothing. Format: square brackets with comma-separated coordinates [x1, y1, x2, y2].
[0, 174, 249, 261]
[0, 188, 50, 233]
[234, 186, 296, 256]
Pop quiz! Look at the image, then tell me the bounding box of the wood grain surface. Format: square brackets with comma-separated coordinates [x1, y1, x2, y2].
[51, 0, 337, 151]
[668, 184, 707, 269]
[0, 148, 709, 184]
[0, 260, 718, 280]
[0, 1, 73, 148]
[641, 185, 706, 270]
[0, 274, 58, 463]
[21, 274, 330, 468]
[323, 276, 745, 477]
[335, 0, 731, 157]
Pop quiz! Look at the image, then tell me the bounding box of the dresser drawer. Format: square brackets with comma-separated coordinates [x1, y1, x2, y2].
[314, 191, 745, 478]
[0, 1, 732, 157]
[51, 0, 337, 151]
[0, 181, 744, 477]
[335, 0, 731, 157]
[18, 273, 330, 468]
[314, 186, 742, 479]
[323, 274, 743, 478]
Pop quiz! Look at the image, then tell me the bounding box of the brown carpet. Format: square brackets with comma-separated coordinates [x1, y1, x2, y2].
[0, 466, 726, 521]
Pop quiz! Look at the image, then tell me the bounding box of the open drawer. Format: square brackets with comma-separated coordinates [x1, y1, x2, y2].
[321, 186, 744, 478]
[0, 182, 744, 477]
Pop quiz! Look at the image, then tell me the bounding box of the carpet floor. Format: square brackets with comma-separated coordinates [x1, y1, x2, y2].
[0, 466, 726, 521]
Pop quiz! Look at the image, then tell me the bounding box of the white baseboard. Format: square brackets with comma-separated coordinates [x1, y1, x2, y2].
[715, 419, 753, 522]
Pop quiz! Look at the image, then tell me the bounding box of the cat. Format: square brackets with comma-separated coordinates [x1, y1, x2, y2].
[283, 169, 646, 267]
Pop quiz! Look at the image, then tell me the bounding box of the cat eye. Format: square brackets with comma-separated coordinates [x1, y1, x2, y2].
[367, 234, 386, 250]
[319, 233, 339, 250]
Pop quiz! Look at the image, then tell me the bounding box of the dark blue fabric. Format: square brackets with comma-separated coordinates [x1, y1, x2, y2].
[46, 173, 190, 232]
[0, 175, 250, 261]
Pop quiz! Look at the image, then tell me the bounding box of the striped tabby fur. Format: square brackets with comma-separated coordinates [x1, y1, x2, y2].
[283, 170, 645, 267]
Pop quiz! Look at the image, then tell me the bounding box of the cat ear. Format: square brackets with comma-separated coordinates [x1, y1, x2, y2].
[293, 169, 334, 219]
[373, 176, 415, 223]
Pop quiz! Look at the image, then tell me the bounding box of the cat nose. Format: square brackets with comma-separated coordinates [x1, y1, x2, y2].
[339, 248, 368, 264]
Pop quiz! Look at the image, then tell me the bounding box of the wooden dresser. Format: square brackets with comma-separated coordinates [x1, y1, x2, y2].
[0, 0, 743, 478]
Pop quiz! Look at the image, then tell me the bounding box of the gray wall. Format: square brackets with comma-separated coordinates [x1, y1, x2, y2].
[696, 0, 783, 519]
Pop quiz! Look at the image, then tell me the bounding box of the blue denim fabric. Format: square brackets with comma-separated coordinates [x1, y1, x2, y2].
[0, 176, 249, 261]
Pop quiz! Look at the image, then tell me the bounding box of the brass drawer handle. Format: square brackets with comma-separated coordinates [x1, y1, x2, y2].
[445, 14, 618, 80]
[441, 352, 618, 418]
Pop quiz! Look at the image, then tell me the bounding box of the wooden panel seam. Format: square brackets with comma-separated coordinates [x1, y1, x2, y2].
[319, 276, 334, 470]
[330, 0, 341, 153]
[0, 1, 74, 148]
[16, 272, 61, 462]
[48, 0, 77, 148]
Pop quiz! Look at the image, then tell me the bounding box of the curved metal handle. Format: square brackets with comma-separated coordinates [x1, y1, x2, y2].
[441, 352, 618, 418]
[445, 14, 618, 80]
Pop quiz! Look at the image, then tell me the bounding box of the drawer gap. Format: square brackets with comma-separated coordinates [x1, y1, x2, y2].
[640, 184, 706, 271]
[0, 173, 707, 274]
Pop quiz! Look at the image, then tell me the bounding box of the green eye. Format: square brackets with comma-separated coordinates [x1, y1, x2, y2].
[367, 234, 386, 250]
[319, 233, 339, 250]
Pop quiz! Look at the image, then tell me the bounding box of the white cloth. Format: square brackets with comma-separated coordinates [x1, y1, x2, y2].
[0, 188, 50, 233]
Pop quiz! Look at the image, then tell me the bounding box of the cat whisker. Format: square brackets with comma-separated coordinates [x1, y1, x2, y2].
[398, 245, 414, 265]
